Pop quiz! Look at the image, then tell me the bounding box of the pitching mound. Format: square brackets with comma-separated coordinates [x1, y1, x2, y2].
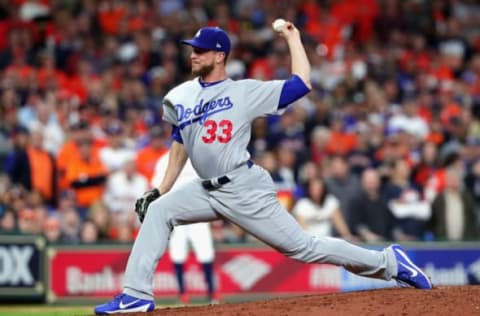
[106, 286, 480, 316]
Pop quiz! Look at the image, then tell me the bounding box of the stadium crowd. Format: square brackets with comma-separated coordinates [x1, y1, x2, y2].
[0, 0, 480, 244]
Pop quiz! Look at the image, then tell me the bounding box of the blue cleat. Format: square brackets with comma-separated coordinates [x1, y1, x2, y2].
[391, 244, 433, 289]
[94, 293, 155, 314]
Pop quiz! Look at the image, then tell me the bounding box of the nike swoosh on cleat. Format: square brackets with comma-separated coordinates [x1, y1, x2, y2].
[119, 299, 140, 309]
[398, 261, 418, 277]
[106, 303, 153, 314]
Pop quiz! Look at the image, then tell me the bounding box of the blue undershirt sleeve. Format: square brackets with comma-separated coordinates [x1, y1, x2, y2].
[171, 126, 183, 144]
[278, 74, 311, 109]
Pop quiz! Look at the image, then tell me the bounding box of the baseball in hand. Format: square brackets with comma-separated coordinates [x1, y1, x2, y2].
[272, 18, 286, 32]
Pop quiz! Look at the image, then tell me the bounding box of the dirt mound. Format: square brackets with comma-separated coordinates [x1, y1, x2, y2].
[107, 286, 480, 316]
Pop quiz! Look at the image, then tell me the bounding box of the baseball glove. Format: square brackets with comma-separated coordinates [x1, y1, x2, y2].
[135, 188, 161, 223]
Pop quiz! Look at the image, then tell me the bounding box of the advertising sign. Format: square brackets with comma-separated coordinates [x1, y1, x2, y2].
[47, 243, 480, 302]
[0, 235, 46, 301]
[48, 247, 340, 301]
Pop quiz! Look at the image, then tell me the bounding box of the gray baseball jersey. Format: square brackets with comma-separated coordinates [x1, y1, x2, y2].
[162, 78, 284, 179]
[122, 77, 399, 300]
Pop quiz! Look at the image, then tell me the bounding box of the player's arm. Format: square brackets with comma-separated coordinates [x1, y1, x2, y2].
[277, 21, 311, 108]
[134, 127, 188, 223]
[157, 127, 188, 195]
[281, 21, 311, 89]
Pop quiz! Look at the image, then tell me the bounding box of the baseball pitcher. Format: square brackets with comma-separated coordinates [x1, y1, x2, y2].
[95, 22, 432, 315]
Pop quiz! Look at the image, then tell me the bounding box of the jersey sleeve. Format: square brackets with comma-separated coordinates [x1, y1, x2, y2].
[161, 96, 178, 126]
[278, 75, 311, 108]
[171, 126, 183, 144]
[243, 79, 286, 118]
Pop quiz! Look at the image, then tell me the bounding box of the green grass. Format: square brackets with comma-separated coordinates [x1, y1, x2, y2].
[0, 306, 93, 316]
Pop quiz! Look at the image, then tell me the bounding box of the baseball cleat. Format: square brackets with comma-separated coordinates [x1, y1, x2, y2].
[94, 293, 155, 314]
[391, 244, 433, 290]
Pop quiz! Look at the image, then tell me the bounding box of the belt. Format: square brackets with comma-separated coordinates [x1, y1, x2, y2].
[201, 160, 253, 190]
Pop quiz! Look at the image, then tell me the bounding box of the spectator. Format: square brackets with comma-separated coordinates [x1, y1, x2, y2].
[54, 190, 78, 220]
[26, 98, 65, 155]
[81, 220, 100, 244]
[425, 151, 464, 202]
[99, 121, 136, 172]
[17, 208, 39, 234]
[384, 159, 430, 241]
[324, 156, 360, 228]
[64, 131, 108, 218]
[296, 160, 322, 198]
[374, 130, 410, 177]
[388, 99, 429, 142]
[412, 141, 439, 189]
[324, 114, 358, 157]
[292, 177, 354, 240]
[56, 120, 103, 192]
[0, 209, 16, 232]
[304, 97, 332, 143]
[115, 223, 134, 243]
[88, 200, 112, 240]
[348, 124, 376, 176]
[349, 168, 394, 242]
[429, 168, 478, 241]
[464, 159, 480, 233]
[275, 144, 297, 192]
[308, 126, 331, 168]
[60, 207, 81, 244]
[135, 125, 168, 182]
[256, 151, 289, 191]
[267, 107, 307, 162]
[5, 126, 29, 188]
[7, 125, 56, 206]
[103, 158, 148, 225]
[43, 216, 62, 243]
[3, 185, 28, 217]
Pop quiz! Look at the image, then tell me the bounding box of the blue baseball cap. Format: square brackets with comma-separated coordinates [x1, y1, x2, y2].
[181, 27, 231, 55]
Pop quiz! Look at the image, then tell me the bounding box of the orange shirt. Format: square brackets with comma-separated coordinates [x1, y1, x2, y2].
[136, 146, 168, 182]
[325, 131, 357, 156]
[27, 146, 54, 201]
[65, 154, 107, 208]
[56, 140, 103, 192]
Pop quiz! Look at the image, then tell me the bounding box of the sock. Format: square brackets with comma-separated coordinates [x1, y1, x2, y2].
[202, 262, 214, 297]
[173, 263, 185, 294]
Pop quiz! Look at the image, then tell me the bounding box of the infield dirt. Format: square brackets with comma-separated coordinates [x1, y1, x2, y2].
[98, 285, 479, 316]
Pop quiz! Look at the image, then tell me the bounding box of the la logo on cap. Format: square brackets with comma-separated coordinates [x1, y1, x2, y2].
[195, 29, 201, 38]
[216, 42, 221, 48]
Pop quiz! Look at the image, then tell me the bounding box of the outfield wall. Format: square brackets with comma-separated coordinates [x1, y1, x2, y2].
[0, 235, 479, 303]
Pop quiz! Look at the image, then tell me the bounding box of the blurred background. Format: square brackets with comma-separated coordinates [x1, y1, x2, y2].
[0, 0, 479, 309]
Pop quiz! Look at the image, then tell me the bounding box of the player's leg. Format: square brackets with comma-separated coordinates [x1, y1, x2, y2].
[168, 226, 189, 303]
[213, 195, 394, 279]
[122, 180, 220, 300]
[210, 165, 429, 288]
[188, 223, 217, 303]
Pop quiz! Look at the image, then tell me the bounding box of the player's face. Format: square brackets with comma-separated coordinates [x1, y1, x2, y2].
[190, 47, 218, 77]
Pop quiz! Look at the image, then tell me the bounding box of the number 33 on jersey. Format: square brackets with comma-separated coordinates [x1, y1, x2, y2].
[202, 119, 232, 143]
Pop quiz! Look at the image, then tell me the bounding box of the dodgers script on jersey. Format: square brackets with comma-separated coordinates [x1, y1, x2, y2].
[162, 78, 285, 179]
